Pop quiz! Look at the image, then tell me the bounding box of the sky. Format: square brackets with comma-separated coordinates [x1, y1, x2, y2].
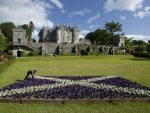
[0, 0, 150, 41]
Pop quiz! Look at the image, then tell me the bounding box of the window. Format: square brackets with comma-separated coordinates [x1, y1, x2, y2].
[17, 39, 21, 44]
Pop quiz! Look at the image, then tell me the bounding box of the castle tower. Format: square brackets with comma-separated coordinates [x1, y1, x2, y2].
[118, 36, 125, 47]
[12, 26, 27, 57]
[71, 27, 79, 44]
[12, 26, 27, 45]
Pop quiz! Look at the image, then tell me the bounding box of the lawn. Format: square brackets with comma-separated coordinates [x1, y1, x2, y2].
[0, 55, 150, 113]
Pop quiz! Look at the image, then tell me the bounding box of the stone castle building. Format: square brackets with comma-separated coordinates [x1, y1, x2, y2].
[12, 25, 125, 57]
[43, 25, 79, 44]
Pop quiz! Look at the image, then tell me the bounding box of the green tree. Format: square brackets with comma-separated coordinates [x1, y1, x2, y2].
[85, 32, 95, 44]
[105, 21, 122, 44]
[94, 29, 111, 45]
[0, 31, 7, 51]
[29, 21, 34, 41]
[132, 40, 147, 53]
[146, 40, 150, 57]
[22, 24, 30, 39]
[21, 21, 34, 41]
[132, 40, 146, 45]
[0, 22, 15, 43]
[125, 37, 134, 54]
[38, 27, 44, 42]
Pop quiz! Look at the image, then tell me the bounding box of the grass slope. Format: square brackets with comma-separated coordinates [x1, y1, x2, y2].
[0, 55, 150, 113]
[0, 55, 150, 87]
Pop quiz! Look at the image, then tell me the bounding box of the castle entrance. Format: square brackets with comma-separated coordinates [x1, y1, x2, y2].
[17, 51, 22, 57]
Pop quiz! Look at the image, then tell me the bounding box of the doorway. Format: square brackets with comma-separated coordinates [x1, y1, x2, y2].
[17, 51, 22, 57]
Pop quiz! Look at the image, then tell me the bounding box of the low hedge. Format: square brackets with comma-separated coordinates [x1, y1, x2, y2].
[133, 52, 149, 58]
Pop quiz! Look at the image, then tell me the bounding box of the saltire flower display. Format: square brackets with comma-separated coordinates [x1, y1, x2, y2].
[0, 76, 150, 99]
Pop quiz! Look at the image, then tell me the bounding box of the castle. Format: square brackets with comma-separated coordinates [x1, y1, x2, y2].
[43, 25, 79, 44]
[12, 25, 125, 57]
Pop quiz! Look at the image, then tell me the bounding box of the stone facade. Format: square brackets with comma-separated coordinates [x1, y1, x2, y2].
[113, 36, 126, 47]
[118, 36, 126, 47]
[43, 25, 79, 44]
[12, 25, 126, 57]
[12, 26, 27, 57]
[13, 26, 27, 45]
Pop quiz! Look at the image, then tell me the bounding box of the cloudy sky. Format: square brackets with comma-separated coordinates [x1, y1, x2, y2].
[0, 0, 150, 41]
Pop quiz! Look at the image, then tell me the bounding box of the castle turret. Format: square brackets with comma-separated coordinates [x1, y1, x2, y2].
[118, 36, 125, 47]
[71, 27, 79, 44]
[13, 26, 27, 45]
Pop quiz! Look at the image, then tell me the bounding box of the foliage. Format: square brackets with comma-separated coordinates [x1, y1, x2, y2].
[132, 40, 148, 58]
[146, 40, 150, 57]
[85, 21, 123, 45]
[22, 24, 30, 39]
[38, 27, 44, 42]
[0, 32, 7, 51]
[85, 32, 95, 44]
[21, 21, 34, 41]
[125, 37, 134, 54]
[0, 22, 15, 43]
[105, 21, 123, 44]
[94, 29, 111, 45]
[132, 40, 147, 45]
[0, 52, 15, 73]
[27, 51, 38, 56]
[29, 21, 34, 41]
[133, 52, 149, 58]
[105, 21, 122, 34]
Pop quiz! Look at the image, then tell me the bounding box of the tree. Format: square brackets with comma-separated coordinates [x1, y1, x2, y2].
[105, 21, 122, 44]
[146, 40, 150, 57]
[94, 29, 111, 45]
[0, 31, 7, 51]
[132, 40, 146, 45]
[0, 22, 15, 43]
[29, 21, 34, 41]
[38, 27, 44, 42]
[21, 21, 34, 41]
[125, 37, 134, 54]
[22, 24, 30, 39]
[85, 32, 95, 44]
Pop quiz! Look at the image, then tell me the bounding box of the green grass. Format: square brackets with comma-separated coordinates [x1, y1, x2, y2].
[0, 55, 150, 87]
[0, 102, 150, 113]
[0, 55, 150, 113]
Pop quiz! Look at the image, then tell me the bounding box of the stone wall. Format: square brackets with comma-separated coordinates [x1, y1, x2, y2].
[43, 25, 79, 44]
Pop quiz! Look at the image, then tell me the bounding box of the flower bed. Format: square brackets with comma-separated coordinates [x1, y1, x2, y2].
[0, 76, 150, 99]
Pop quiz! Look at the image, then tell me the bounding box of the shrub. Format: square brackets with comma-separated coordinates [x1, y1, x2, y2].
[27, 51, 38, 56]
[133, 52, 149, 58]
[0, 52, 15, 74]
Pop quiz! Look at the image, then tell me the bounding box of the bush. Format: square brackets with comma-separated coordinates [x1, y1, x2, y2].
[5, 54, 15, 60]
[80, 50, 88, 56]
[27, 51, 38, 56]
[0, 52, 15, 74]
[133, 52, 149, 58]
[0, 51, 15, 61]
